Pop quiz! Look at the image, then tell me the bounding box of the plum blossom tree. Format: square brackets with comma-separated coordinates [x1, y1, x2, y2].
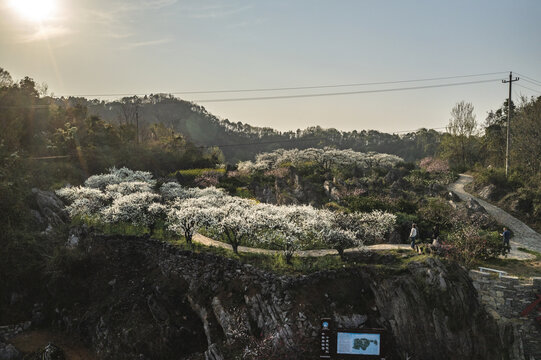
[84, 167, 155, 190]
[167, 197, 215, 245]
[205, 197, 260, 254]
[255, 204, 320, 264]
[58, 167, 397, 262]
[237, 148, 403, 173]
[100, 191, 161, 228]
[317, 210, 361, 259]
[56, 186, 109, 218]
[352, 210, 396, 243]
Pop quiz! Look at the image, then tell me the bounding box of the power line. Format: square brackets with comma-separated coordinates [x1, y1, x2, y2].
[1, 78, 502, 107]
[191, 78, 501, 103]
[515, 72, 541, 86]
[515, 84, 541, 94]
[519, 79, 541, 88]
[59, 71, 507, 98]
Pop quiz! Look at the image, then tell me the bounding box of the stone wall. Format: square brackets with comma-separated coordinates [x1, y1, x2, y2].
[470, 270, 541, 359]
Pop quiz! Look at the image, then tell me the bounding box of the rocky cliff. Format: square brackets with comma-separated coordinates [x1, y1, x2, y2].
[40, 234, 512, 360]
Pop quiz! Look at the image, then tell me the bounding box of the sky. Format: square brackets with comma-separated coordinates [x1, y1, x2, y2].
[1, 0, 541, 133]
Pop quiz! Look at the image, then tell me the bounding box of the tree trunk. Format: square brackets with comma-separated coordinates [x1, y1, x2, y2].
[337, 247, 345, 260]
[285, 253, 293, 265]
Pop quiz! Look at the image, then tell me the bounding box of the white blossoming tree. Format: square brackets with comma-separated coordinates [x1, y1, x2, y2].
[56, 186, 110, 218]
[84, 167, 155, 190]
[100, 191, 161, 229]
[205, 197, 260, 254]
[57, 167, 162, 232]
[166, 196, 215, 245]
[255, 204, 320, 264]
[237, 148, 403, 174]
[352, 210, 397, 243]
[317, 210, 360, 259]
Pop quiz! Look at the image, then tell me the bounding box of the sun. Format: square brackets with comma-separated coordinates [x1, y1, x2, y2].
[9, 0, 57, 22]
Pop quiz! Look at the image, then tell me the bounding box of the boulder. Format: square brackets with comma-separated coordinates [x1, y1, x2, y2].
[31, 189, 66, 229]
[445, 191, 461, 202]
[478, 184, 498, 201]
[465, 198, 486, 214]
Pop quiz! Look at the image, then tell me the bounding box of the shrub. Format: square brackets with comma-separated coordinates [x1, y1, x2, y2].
[474, 167, 508, 190]
[443, 227, 506, 267]
[419, 157, 450, 173]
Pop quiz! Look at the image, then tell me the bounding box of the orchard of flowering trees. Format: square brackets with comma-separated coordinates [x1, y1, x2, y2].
[57, 167, 396, 263]
[237, 148, 404, 173]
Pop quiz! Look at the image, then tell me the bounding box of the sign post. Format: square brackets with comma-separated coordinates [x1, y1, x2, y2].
[320, 318, 386, 359]
[320, 318, 332, 359]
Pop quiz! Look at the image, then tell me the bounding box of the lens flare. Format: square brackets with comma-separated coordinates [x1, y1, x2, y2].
[9, 0, 57, 22]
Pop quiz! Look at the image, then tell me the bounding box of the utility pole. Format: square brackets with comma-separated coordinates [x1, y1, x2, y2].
[502, 71, 519, 177]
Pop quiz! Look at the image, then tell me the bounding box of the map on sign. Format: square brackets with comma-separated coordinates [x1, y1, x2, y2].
[336, 332, 381, 355]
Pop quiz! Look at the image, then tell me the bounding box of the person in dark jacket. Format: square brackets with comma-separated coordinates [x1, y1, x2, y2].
[500, 227, 511, 253]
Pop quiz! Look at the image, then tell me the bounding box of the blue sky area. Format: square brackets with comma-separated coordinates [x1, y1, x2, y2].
[1, 0, 540, 133]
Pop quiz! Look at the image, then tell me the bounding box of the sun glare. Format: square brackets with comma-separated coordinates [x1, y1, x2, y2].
[9, 0, 57, 22]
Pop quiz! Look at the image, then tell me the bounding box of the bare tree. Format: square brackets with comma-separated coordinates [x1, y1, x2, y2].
[442, 101, 479, 169]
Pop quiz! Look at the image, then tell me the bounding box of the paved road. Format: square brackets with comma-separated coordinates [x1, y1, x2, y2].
[448, 174, 541, 258]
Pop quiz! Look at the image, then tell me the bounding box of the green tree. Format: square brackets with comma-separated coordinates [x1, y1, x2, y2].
[482, 99, 515, 167]
[511, 96, 541, 176]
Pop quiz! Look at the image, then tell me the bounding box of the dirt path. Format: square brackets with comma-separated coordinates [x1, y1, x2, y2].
[448, 174, 541, 259]
[193, 234, 411, 257]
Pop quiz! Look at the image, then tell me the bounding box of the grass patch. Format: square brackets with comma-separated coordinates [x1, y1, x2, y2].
[472, 247, 541, 278]
[474, 256, 541, 278]
[517, 247, 541, 259]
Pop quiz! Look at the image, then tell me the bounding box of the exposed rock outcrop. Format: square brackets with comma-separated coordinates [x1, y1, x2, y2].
[30, 188, 66, 231]
[478, 184, 498, 201]
[43, 235, 512, 360]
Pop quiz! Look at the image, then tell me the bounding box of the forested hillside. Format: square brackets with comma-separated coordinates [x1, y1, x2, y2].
[66, 95, 442, 163]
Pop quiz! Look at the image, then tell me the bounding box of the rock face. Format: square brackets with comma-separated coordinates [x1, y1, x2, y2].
[23, 343, 65, 360]
[478, 184, 498, 201]
[46, 235, 511, 360]
[30, 188, 66, 231]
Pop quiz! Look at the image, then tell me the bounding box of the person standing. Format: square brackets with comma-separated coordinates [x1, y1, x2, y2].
[409, 223, 418, 251]
[500, 227, 511, 253]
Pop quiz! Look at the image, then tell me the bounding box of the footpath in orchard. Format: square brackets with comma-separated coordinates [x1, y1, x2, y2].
[192, 174, 541, 260]
[192, 233, 411, 257]
[448, 174, 541, 259]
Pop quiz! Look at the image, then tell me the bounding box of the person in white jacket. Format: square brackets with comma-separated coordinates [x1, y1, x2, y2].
[409, 223, 418, 251]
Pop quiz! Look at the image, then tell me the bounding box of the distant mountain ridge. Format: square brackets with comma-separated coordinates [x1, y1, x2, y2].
[62, 94, 441, 164]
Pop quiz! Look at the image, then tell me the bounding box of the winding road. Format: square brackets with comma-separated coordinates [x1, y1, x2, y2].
[191, 174, 541, 260]
[448, 174, 541, 258]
